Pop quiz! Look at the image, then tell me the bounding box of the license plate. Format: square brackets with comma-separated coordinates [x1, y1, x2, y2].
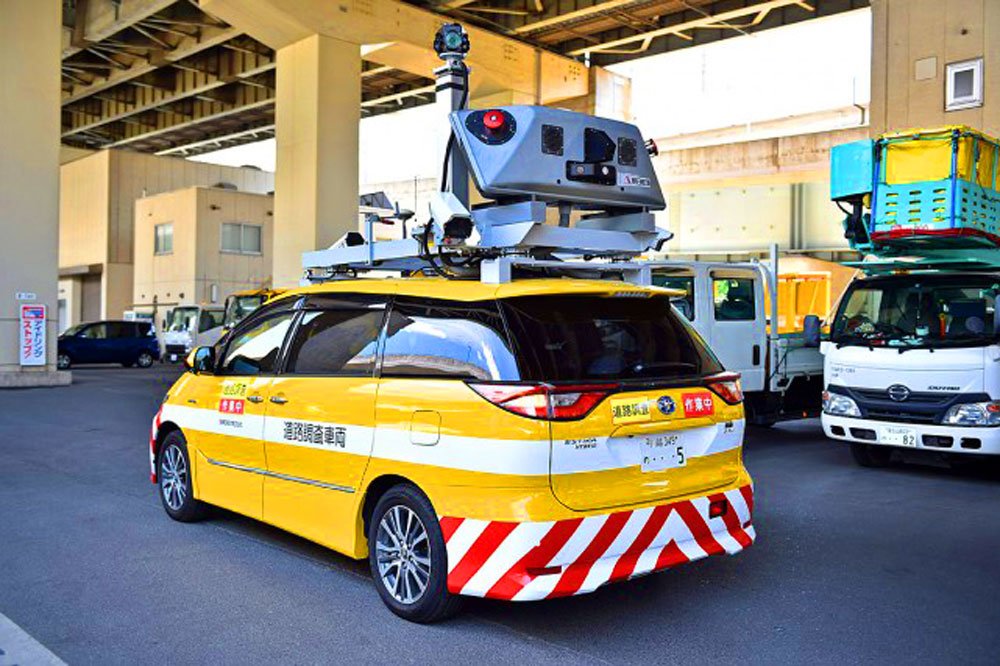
[879, 426, 917, 447]
[169, 354, 178, 362]
[640, 434, 687, 472]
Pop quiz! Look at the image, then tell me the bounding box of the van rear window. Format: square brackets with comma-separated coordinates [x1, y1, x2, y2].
[501, 294, 723, 383]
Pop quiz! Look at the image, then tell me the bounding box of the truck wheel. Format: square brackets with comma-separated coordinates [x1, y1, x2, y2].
[850, 442, 893, 468]
[368, 484, 461, 623]
[157, 431, 209, 522]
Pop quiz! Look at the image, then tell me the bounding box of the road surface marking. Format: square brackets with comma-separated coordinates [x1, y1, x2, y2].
[0, 613, 66, 666]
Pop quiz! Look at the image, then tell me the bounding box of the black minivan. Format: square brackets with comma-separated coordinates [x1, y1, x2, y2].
[58, 320, 160, 369]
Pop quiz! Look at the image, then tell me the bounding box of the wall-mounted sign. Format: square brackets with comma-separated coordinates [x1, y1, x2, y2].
[19, 304, 46, 367]
[15, 292, 37, 301]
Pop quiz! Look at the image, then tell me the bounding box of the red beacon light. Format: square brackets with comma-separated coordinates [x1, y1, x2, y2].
[483, 109, 505, 131]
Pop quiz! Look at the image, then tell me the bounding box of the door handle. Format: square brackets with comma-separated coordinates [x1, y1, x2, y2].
[246, 395, 264, 404]
[269, 395, 288, 405]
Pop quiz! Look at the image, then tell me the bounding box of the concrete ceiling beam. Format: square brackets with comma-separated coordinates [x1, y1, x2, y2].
[63, 0, 180, 57]
[201, 0, 589, 104]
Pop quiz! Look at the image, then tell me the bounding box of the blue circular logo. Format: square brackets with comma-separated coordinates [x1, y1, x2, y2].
[657, 396, 676, 415]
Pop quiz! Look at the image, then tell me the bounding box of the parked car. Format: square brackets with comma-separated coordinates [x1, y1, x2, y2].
[150, 278, 754, 622]
[58, 320, 160, 369]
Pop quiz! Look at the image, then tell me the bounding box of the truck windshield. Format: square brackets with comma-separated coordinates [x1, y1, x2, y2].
[831, 276, 1000, 348]
[224, 295, 267, 328]
[166, 307, 199, 333]
[501, 293, 724, 383]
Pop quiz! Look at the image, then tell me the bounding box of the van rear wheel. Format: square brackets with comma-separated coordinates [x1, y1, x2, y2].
[850, 442, 893, 468]
[367, 484, 461, 623]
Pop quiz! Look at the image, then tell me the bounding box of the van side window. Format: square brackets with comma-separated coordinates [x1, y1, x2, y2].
[381, 298, 519, 381]
[220, 313, 295, 376]
[713, 277, 756, 321]
[80, 323, 108, 339]
[285, 309, 383, 376]
[105, 322, 128, 338]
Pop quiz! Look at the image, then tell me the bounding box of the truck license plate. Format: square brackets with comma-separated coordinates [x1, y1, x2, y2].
[879, 426, 917, 447]
[640, 434, 686, 472]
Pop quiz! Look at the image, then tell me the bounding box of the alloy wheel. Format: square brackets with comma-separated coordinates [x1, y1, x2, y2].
[375, 505, 431, 605]
[160, 444, 188, 511]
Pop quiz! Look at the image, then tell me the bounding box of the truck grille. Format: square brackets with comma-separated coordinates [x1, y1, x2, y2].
[830, 386, 990, 425]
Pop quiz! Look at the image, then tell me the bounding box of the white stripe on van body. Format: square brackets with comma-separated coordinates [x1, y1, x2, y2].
[158, 403, 741, 478]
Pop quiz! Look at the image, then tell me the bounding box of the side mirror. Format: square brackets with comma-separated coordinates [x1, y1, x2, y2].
[802, 314, 821, 347]
[184, 346, 215, 374]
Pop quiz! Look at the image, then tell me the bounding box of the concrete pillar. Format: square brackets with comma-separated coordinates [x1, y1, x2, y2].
[272, 35, 361, 287]
[0, 0, 69, 387]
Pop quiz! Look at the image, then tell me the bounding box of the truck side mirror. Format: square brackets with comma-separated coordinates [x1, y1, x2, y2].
[185, 346, 215, 374]
[802, 315, 821, 347]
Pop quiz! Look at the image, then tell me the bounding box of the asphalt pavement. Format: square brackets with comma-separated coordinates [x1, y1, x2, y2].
[2, 366, 999, 665]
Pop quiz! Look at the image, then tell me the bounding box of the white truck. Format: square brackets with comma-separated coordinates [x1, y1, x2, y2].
[649, 250, 825, 426]
[822, 126, 1000, 465]
[161, 304, 225, 362]
[821, 269, 1000, 465]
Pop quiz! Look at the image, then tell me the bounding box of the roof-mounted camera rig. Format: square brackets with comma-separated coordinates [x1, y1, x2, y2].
[302, 23, 671, 285]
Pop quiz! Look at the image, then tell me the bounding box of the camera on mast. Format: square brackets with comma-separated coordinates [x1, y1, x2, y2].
[434, 23, 470, 62]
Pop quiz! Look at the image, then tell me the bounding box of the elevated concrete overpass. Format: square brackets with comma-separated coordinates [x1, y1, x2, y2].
[59, 0, 863, 157]
[4, 0, 866, 385]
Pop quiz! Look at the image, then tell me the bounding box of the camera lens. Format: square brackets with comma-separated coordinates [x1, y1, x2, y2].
[445, 31, 463, 50]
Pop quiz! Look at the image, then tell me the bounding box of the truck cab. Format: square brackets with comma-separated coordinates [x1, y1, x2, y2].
[222, 288, 285, 330]
[650, 259, 824, 425]
[821, 271, 1000, 464]
[162, 305, 225, 362]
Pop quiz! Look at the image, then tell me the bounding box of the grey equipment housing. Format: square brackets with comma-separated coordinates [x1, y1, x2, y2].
[451, 105, 665, 210]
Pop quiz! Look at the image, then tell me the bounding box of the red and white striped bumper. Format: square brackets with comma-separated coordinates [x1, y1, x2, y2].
[441, 484, 754, 601]
[149, 407, 162, 483]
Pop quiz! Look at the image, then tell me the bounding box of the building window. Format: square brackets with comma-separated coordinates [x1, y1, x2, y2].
[946, 58, 984, 111]
[154, 223, 173, 255]
[221, 222, 263, 254]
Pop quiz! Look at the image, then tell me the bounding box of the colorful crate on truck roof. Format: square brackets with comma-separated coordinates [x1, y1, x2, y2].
[873, 126, 1000, 248]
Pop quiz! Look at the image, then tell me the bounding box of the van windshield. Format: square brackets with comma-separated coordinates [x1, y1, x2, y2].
[501, 293, 724, 383]
[831, 275, 1000, 349]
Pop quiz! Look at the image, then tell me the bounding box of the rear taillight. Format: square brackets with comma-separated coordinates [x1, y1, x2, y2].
[468, 383, 617, 421]
[707, 372, 743, 405]
[467, 384, 548, 418]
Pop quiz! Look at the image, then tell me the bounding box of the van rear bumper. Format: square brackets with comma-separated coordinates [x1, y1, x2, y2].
[441, 483, 754, 601]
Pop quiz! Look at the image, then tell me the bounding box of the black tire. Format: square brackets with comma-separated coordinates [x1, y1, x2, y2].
[57, 353, 71, 370]
[850, 442, 893, 468]
[136, 351, 154, 368]
[157, 430, 209, 522]
[367, 484, 461, 623]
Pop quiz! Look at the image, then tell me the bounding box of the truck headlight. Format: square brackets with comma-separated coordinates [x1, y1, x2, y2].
[822, 391, 861, 417]
[942, 401, 1000, 427]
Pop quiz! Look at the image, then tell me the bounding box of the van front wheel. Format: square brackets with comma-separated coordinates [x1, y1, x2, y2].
[367, 484, 461, 623]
